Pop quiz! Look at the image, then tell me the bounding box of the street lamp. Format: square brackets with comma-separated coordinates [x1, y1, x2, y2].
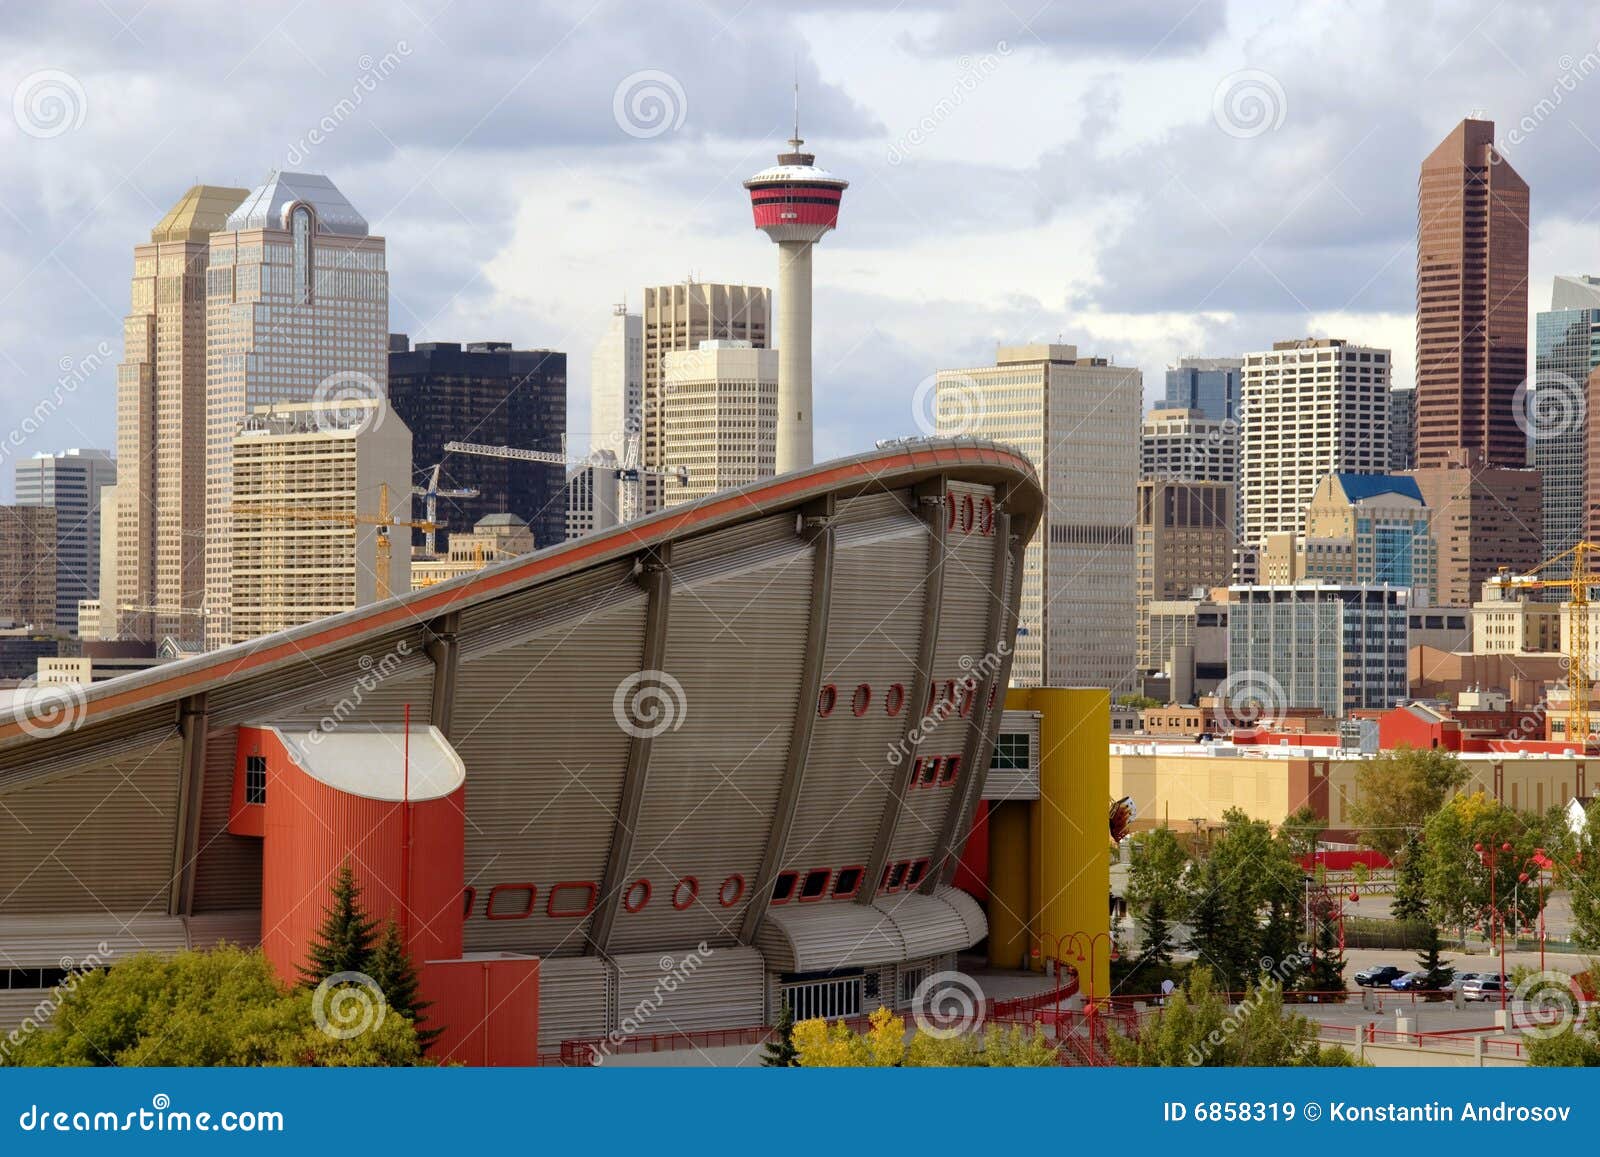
[1518, 847, 1554, 972]
[1065, 929, 1119, 1039]
[1474, 840, 1513, 1012]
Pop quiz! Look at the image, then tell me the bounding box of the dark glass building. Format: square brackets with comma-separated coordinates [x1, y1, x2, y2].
[1157, 357, 1242, 423]
[388, 336, 567, 552]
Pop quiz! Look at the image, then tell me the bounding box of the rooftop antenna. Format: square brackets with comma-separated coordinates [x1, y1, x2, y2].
[791, 58, 802, 150]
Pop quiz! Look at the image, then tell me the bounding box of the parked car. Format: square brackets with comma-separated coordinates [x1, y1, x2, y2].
[1390, 971, 1429, 991]
[1355, 965, 1404, 987]
[1443, 971, 1484, 993]
[1461, 976, 1505, 1002]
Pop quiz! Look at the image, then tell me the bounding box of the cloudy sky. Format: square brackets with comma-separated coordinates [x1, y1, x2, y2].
[1, 0, 1598, 497]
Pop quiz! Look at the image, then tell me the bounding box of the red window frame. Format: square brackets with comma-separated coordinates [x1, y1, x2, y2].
[671, 876, 700, 910]
[980, 496, 995, 535]
[961, 493, 975, 534]
[906, 858, 930, 888]
[959, 677, 977, 718]
[832, 865, 864, 899]
[884, 682, 906, 717]
[919, 756, 942, 788]
[884, 860, 910, 893]
[945, 492, 958, 530]
[798, 867, 831, 902]
[718, 873, 746, 908]
[485, 883, 537, 920]
[623, 878, 652, 913]
[546, 881, 598, 918]
[939, 754, 961, 786]
[851, 683, 872, 717]
[818, 683, 838, 717]
[461, 886, 477, 919]
[770, 870, 800, 905]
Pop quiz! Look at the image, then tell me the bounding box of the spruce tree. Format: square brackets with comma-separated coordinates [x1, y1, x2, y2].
[369, 917, 441, 1049]
[1139, 894, 1173, 965]
[300, 863, 378, 986]
[1391, 846, 1428, 923]
[1302, 911, 1346, 993]
[763, 1000, 799, 1067]
[1414, 923, 1452, 990]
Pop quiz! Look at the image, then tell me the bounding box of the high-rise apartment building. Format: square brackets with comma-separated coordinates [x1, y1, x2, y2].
[1228, 584, 1409, 716]
[114, 184, 248, 645]
[1415, 118, 1529, 469]
[14, 449, 117, 636]
[387, 337, 568, 551]
[660, 341, 778, 507]
[1405, 454, 1541, 606]
[0, 506, 57, 631]
[1135, 480, 1233, 669]
[565, 453, 620, 540]
[1388, 385, 1416, 472]
[642, 282, 769, 511]
[1157, 356, 1242, 423]
[1239, 338, 1390, 548]
[1534, 275, 1600, 562]
[935, 343, 1141, 690]
[228, 399, 411, 644]
[1139, 407, 1238, 485]
[588, 305, 643, 519]
[204, 172, 388, 648]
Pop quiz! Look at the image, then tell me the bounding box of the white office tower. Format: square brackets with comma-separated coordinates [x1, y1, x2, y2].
[589, 305, 643, 520]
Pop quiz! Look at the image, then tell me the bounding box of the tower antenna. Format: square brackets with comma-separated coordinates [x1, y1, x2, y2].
[792, 57, 801, 149]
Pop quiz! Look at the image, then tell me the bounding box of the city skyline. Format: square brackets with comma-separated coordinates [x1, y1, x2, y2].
[6, 2, 1600, 500]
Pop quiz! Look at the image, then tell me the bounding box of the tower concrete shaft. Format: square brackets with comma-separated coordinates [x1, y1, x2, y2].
[776, 239, 814, 474]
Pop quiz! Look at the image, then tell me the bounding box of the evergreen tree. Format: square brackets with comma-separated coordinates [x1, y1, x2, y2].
[369, 917, 441, 1049]
[762, 1001, 799, 1067]
[1414, 923, 1453, 990]
[1301, 910, 1346, 994]
[1139, 894, 1173, 965]
[1391, 842, 1428, 923]
[300, 863, 377, 986]
[1185, 860, 1249, 990]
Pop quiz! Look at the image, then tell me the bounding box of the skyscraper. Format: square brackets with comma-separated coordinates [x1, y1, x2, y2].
[660, 340, 778, 507]
[0, 505, 57, 632]
[204, 172, 388, 648]
[1135, 480, 1233, 670]
[14, 449, 117, 636]
[935, 343, 1141, 690]
[744, 104, 846, 475]
[1157, 356, 1242, 423]
[641, 282, 769, 511]
[387, 337, 567, 551]
[1533, 275, 1600, 561]
[115, 184, 249, 645]
[1139, 408, 1238, 485]
[1239, 338, 1390, 548]
[1388, 385, 1416, 472]
[588, 305, 643, 520]
[1415, 117, 1529, 469]
[1405, 457, 1541, 606]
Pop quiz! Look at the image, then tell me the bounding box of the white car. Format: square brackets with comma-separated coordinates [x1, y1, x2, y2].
[1461, 976, 1504, 1002]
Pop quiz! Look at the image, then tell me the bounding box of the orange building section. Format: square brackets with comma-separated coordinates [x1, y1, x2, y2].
[231, 723, 538, 1065]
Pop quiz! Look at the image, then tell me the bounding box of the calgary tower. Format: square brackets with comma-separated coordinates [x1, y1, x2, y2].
[744, 90, 847, 474]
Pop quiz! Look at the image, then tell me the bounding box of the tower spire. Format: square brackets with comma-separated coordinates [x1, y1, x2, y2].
[791, 58, 802, 150]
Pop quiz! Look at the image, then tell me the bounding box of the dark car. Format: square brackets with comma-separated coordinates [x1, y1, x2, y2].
[1355, 965, 1404, 987]
[1391, 970, 1451, 991]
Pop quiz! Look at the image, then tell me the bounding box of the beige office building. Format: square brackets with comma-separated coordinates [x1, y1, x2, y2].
[935, 343, 1141, 690]
[113, 184, 249, 646]
[1473, 583, 1560, 655]
[1136, 480, 1233, 669]
[204, 172, 388, 647]
[641, 281, 769, 512]
[1239, 338, 1390, 548]
[412, 513, 533, 590]
[228, 399, 411, 644]
[0, 506, 56, 631]
[660, 341, 778, 508]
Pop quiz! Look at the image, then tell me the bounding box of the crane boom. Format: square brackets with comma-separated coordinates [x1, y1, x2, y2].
[1493, 540, 1598, 750]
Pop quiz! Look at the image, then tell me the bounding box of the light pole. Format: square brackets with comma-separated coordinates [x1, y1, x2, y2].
[1518, 847, 1554, 972]
[1474, 840, 1512, 1012]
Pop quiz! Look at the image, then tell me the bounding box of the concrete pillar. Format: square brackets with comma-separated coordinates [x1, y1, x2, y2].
[775, 240, 813, 474]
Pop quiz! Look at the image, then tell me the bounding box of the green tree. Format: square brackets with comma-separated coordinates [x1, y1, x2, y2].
[1414, 924, 1453, 990]
[1184, 858, 1255, 990]
[1280, 804, 1326, 862]
[1127, 827, 1190, 923]
[301, 863, 378, 986]
[763, 1000, 799, 1067]
[1110, 967, 1358, 1067]
[1390, 838, 1429, 922]
[0, 946, 420, 1067]
[1348, 746, 1469, 858]
[1299, 908, 1345, 993]
[368, 917, 440, 1050]
[1422, 792, 1554, 945]
[1526, 1001, 1600, 1067]
[1116, 693, 1162, 710]
[1139, 894, 1174, 965]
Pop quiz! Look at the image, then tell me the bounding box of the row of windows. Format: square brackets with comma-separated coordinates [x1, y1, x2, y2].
[818, 676, 993, 720]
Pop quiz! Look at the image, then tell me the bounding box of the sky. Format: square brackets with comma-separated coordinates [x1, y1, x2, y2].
[2, 0, 1600, 498]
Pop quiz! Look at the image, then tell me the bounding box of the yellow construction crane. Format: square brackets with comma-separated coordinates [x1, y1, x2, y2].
[231, 482, 436, 602]
[1493, 540, 1600, 749]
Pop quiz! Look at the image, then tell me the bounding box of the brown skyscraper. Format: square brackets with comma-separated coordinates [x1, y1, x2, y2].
[115, 184, 248, 643]
[1415, 118, 1529, 468]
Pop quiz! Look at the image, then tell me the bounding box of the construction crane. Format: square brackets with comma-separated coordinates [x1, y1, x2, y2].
[443, 439, 688, 532]
[1493, 540, 1600, 749]
[412, 462, 479, 557]
[231, 482, 436, 601]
